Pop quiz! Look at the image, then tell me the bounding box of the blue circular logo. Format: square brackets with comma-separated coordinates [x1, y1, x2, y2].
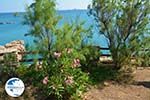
[5, 78, 25, 97]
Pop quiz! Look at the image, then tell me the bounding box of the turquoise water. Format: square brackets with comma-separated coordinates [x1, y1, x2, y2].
[0, 10, 108, 52]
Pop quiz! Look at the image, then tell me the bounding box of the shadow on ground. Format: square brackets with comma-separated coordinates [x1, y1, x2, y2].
[135, 81, 150, 89]
[86, 64, 118, 85]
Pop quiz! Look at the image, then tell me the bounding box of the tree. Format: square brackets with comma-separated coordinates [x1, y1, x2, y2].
[88, 0, 150, 69]
[24, 0, 60, 53]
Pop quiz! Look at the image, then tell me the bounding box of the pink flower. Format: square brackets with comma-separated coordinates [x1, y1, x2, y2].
[54, 52, 61, 58]
[65, 76, 74, 85]
[66, 48, 73, 54]
[42, 76, 49, 85]
[72, 58, 81, 68]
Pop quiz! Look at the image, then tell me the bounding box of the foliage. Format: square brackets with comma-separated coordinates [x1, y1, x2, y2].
[80, 46, 100, 72]
[23, 48, 90, 100]
[88, 65, 118, 85]
[42, 49, 89, 100]
[136, 36, 150, 67]
[88, 0, 150, 69]
[24, 0, 61, 52]
[24, 0, 92, 99]
[0, 53, 18, 83]
[115, 69, 134, 84]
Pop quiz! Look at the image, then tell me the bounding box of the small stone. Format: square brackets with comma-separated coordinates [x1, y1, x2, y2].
[132, 70, 136, 74]
[104, 81, 110, 86]
[137, 67, 144, 70]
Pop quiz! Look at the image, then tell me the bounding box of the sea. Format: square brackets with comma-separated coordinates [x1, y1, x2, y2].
[0, 10, 109, 53]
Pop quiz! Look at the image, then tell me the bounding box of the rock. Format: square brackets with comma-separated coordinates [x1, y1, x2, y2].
[5, 40, 24, 48]
[5, 47, 18, 52]
[0, 46, 6, 54]
[103, 81, 110, 86]
[0, 21, 15, 25]
[0, 22, 4, 24]
[0, 40, 25, 61]
[35, 61, 43, 70]
[137, 67, 144, 70]
[100, 56, 113, 62]
[0, 46, 5, 50]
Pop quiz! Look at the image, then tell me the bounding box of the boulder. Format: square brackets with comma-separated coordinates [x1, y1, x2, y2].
[0, 46, 6, 54]
[0, 40, 25, 61]
[5, 40, 24, 48]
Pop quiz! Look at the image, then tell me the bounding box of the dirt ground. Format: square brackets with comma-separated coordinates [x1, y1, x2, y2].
[1, 67, 150, 100]
[83, 67, 150, 100]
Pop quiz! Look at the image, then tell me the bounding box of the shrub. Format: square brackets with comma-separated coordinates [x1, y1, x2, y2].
[0, 53, 18, 83]
[24, 0, 92, 99]
[22, 48, 89, 100]
[80, 46, 100, 72]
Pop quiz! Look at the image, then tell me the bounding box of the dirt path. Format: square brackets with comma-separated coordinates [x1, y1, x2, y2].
[83, 68, 150, 100]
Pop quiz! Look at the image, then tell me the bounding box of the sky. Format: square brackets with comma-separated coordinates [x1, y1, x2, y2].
[0, 0, 91, 13]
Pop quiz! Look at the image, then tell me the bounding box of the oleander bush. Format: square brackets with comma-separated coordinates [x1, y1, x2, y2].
[23, 0, 94, 99]
[27, 48, 89, 100]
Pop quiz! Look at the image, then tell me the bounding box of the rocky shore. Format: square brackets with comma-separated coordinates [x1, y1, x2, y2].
[0, 40, 25, 61]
